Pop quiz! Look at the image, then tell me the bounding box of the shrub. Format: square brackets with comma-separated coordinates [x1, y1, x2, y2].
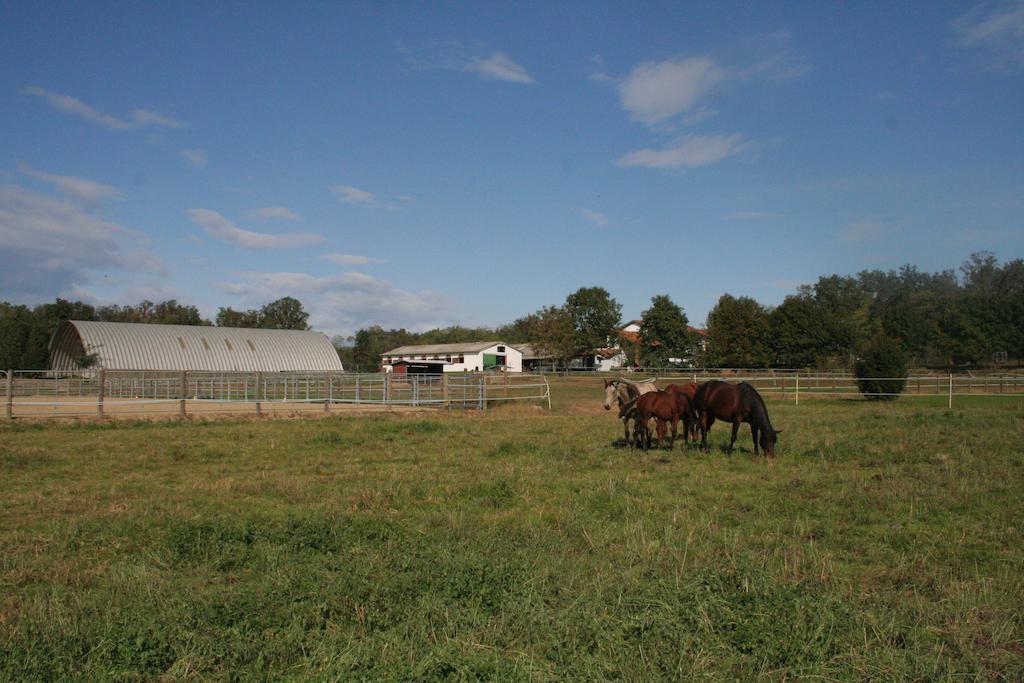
[855, 335, 908, 401]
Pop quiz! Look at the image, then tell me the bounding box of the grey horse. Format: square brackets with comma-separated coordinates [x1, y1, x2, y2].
[603, 378, 658, 444]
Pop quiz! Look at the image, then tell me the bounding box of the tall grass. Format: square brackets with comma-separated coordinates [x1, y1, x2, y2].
[1, 390, 1022, 678]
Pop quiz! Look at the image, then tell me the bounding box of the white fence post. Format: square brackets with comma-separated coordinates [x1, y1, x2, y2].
[949, 373, 953, 409]
[795, 375, 799, 406]
[4, 370, 12, 420]
[255, 371, 263, 417]
[97, 369, 105, 417]
[179, 370, 187, 419]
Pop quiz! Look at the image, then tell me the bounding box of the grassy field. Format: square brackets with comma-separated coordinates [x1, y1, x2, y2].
[1, 382, 1022, 680]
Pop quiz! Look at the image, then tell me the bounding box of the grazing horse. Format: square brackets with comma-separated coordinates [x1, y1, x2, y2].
[692, 381, 781, 458]
[604, 378, 657, 444]
[665, 383, 700, 441]
[631, 390, 697, 451]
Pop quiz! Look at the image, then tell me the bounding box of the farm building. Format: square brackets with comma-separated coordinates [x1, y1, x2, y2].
[381, 342, 523, 374]
[517, 344, 556, 371]
[49, 320, 344, 372]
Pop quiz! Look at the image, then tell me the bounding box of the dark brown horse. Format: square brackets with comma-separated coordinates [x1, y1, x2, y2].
[665, 383, 700, 441]
[632, 390, 697, 451]
[692, 381, 781, 457]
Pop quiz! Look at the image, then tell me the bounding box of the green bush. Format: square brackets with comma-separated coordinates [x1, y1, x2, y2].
[855, 335, 908, 400]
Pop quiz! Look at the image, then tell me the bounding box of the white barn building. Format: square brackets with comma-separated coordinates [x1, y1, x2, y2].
[381, 342, 523, 374]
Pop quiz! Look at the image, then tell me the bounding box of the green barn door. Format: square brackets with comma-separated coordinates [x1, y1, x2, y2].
[483, 353, 497, 369]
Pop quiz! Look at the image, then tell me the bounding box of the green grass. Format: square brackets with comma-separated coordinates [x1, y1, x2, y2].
[1, 385, 1022, 679]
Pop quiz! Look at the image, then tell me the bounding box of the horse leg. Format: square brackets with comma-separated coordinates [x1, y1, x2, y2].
[701, 415, 714, 451]
[751, 424, 760, 457]
[728, 420, 740, 453]
[670, 416, 679, 450]
[623, 417, 630, 446]
[656, 418, 667, 449]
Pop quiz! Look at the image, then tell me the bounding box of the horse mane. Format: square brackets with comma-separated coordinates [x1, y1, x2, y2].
[618, 395, 638, 419]
[738, 382, 773, 432]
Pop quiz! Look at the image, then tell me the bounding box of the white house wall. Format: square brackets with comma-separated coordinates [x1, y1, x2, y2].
[382, 343, 522, 372]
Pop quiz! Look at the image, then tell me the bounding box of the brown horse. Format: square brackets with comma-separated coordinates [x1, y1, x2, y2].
[692, 381, 781, 457]
[665, 383, 700, 441]
[632, 390, 697, 451]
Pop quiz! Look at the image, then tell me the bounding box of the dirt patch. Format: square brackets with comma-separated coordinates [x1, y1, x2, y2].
[7, 397, 434, 424]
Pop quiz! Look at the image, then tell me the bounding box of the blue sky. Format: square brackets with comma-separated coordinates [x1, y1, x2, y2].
[2, 1, 1022, 336]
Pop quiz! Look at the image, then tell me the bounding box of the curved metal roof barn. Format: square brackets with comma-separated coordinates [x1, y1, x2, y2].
[49, 321, 344, 372]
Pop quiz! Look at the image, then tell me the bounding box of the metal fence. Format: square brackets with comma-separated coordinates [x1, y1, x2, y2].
[551, 371, 1024, 407]
[3, 370, 551, 419]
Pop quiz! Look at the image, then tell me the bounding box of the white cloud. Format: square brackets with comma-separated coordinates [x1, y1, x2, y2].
[618, 57, 727, 125]
[840, 221, 887, 243]
[186, 208, 324, 249]
[953, 1, 1024, 69]
[330, 185, 377, 205]
[18, 164, 123, 203]
[180, 149, 208, 167]
[219, 270, 454, 336]
[0, 185, 164, 300]
[22, 86, 184, 130]
[736, 31, 813, 81]
[322, 253, 385, 265]
[466, 51, 536, 84]
[618, 133, 751, 169]
[247, 206, 301, 221]
[573, 207, 610, 226]
[400, 41, 534, 84]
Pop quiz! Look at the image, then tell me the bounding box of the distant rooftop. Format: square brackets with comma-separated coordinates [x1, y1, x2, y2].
[382, 341, 518, 356]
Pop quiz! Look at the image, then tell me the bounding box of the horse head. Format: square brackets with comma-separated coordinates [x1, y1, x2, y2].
[603, 380, 618, 410]
[760, 428, 782, 458]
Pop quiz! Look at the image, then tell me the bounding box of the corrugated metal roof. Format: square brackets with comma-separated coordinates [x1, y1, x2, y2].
[382, 341, 519, 356]
[516, 344, 552, 360]
[49, 321, 344, 372]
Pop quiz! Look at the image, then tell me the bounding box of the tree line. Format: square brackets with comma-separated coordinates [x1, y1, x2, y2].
[0, 297, 310, 370]
[345, 253, 1023, 371]
[2, 253, 1020, 371]
[703, 252, 1022, 369]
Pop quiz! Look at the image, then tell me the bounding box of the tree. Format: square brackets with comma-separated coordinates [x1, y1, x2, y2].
[21, 299, 98, 369]
[806, 275, 872, 365]
[216, 307, 262, 328]
[259, 297, 310, 330]
[530, 305, 576, 365]
[96, 300, 209, 325]
[216, 297, 311, 330]
[638, 295, 692, 367]
[332, 335, 356, 371]
[352, 326, 415, 371]
[0, 302, 33, 370]
[564, 287, 622, 359]
[855, 334, 907, 400]
[705, 294, 771, 367]
[768, 295, 825, 368]
[496, 314, 539, 344]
